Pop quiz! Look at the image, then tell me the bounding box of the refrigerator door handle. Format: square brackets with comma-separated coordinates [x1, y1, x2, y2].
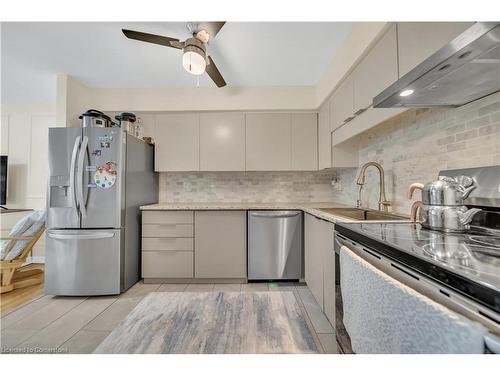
[70, 136, 81, 213]
[77, 135, 89, 219]
[48, 232, 115, 240]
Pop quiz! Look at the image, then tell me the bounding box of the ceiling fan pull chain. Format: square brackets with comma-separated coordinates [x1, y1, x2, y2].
[197, 75, 200, 87]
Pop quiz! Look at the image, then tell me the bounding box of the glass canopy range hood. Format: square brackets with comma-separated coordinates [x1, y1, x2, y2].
[373, 22, 500, 108]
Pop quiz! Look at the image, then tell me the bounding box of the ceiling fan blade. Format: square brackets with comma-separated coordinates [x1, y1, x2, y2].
[122, 29, 182, 49]
[197, 22, 226, 39]
[169, 40, 185, 49]
[206, 56, 226, 88]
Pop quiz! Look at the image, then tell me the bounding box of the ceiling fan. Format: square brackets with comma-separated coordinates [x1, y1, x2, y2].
[122, 22, 227, 87]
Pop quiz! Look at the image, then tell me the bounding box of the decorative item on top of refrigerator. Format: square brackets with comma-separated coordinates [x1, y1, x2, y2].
[115, 112, 137, 136]
[79, 109, 116, 128]
[135, 116, 144, 139]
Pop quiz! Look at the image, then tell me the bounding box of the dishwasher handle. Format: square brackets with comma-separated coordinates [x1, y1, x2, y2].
[250, 211, 301, 219]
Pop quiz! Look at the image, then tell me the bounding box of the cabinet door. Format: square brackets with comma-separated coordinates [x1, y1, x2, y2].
[305, 214, 325, 309]
[322, 223, 335, 325]
[200, 112, 245, 171]
[245, 113, 291, 171]
[397, 22, 473, 77]
[318, 101, 332, 170]
[331, 75, 354, 132]
[195, 211, 247, 278]
[154, 114, 199, 171]
[353, 24, 398, 111]
[291, 113, 317, 171]
[142, 251, 193, 278]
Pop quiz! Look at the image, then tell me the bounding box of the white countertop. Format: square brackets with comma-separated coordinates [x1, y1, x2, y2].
[140, 202, 409, 224]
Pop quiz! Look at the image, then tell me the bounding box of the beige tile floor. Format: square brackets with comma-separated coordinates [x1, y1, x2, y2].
[0, 281, 337, 354]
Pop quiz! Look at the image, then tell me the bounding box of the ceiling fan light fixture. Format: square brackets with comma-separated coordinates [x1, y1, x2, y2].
[122, 23, 226, 86]
[182, 50, 206, 75]
[182, 38, 207, 76]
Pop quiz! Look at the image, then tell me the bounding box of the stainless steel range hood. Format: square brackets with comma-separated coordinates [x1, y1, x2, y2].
[373, 22, 500, 108]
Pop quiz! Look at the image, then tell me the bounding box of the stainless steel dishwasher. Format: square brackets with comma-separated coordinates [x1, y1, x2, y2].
[248, 210, 303, 280]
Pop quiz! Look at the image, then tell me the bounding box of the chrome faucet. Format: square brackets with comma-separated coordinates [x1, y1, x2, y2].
[356, 162, 391, 212]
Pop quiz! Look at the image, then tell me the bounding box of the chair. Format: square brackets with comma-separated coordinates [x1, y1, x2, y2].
[0, 213, 45, 294]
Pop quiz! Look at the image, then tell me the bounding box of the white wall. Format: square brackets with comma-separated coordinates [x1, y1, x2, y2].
[1, 102, 58, 262]
[58, 78, 317, 120]
[1, 102, 57, 209]
[56, 74, 95, 127]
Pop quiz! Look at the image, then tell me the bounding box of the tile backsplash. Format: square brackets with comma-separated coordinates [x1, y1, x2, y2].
[332, 91, 500, 215]
[159, 171, 338, 203]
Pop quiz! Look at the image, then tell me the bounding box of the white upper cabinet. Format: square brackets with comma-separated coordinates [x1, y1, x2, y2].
[199, 112, 245, 171]
[397, 22, 473, 77]
[154, 113, 200, 172]
[245, 113, 292, 171]
[318, 100, 332, 170]
[353, 24, 398, 111]
[330, 74, 354, 132]
[291, 113, 318, 171]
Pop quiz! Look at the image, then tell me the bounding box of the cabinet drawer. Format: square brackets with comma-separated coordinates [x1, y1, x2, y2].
[142, 237, 193, 251]
[142, 211, 193, 224]
[142, 251, 193, 278]
[142, 224, 193, 237]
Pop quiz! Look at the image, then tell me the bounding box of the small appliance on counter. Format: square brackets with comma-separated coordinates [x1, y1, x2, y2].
[79, 109, 117, 128]
[334, 165, 500, 354]
[408, 175, 482, 232]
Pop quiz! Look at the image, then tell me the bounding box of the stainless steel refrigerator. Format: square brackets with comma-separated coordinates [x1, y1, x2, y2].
[45, 126, 158, 296]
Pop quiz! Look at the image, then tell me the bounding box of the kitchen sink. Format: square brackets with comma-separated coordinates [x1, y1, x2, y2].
[318, 207, 408, 221]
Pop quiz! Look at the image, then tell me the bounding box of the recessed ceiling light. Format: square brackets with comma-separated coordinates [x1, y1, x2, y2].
[399, 89, 414, 97]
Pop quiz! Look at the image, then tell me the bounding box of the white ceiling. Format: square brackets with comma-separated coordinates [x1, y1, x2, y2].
[1, 22, 352, 104]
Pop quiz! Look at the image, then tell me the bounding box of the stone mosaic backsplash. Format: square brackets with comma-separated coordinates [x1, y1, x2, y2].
[332, 91, 500, 215]
[159, 171, 338, 203]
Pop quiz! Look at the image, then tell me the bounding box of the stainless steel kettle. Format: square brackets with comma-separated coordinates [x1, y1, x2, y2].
[408, 175, 481, 233]
[418, 204, 481, 233]
[408, 175, 476, 205]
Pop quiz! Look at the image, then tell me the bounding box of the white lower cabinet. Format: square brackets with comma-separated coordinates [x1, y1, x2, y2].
[142, 237, 193, 251]
[142, 211, 194, 279]
[323, 236, 335, 325]
[142, 210, 247, 280]
[195, 211, 247, 279]
[142, 252, 193, 278]
[304, 213, 335, 324]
